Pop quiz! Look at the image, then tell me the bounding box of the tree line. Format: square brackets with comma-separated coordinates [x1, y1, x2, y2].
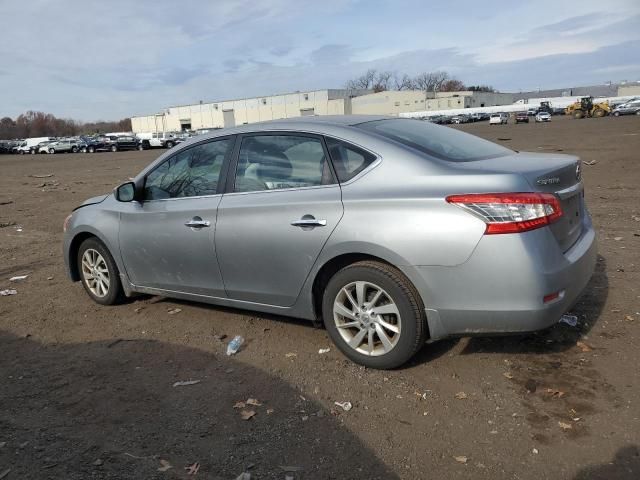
[345, 69, 495, 94]
[0, 111, 132, 140]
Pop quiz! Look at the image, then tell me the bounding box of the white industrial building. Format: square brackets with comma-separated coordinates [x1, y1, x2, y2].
[131, 89, 515, 134]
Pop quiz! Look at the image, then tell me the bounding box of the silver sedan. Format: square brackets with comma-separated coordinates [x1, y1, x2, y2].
[63, 116, 597, 369]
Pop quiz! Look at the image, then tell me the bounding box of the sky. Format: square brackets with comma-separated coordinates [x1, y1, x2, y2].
[1, 0, 639, 121]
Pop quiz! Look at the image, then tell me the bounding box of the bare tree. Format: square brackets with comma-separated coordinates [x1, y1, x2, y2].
[393, 73, 414, 90]
[372, 70, 393, 92]
[345, 69, 378, 90]
[468, 85, 496, 92]
[439, 79, 466, 92]
[412, 71, 449, 92]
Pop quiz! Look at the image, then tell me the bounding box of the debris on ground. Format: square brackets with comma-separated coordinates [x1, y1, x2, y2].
[235, 473, 251, 480]
[576, 341, 592, 352]
[414, 390, 431, 400]
[0, 221, 16, 228]
[583, 160, 597, 166]
[148, 296, 165, 304]
[172, 380, 201, 388]
[503, 372, 514, 379]
[9, 274, 28, 282]
[0, 469, 11, 479]
[0, 200, 13, 205]
[0, 289, 17, 296]
[246, 398, 262, 406]
[267, 408, 274, 414]
[454, 392, 468, 400]
[525, 379, 538, 393]
[545, 388, 565, 398]
[613, 237, 623, 241]
[240, 410, 256, 420]
[226, 335, 245, 356]
[233, 401, 246, 409]
[285, 352, 297, 358]
[334, 401, 352, 411]
[184, 462, 200, 475]
[93, 459, 104, 466]
[559, 314, 578, 327]
[454, 456, 468, 464]
[625, 315, 634, 322]
[558, 421, 573, 430]
[318, 348, 331, 354]
[167, 308, 182, 315]
[134, 307, 144, 314]
[46, 276, 54, 280]
[29, 173, 54, 178]
[157, 459, 172, 472]
[532, 448, 539, 455]
[213, 334, 227, 341]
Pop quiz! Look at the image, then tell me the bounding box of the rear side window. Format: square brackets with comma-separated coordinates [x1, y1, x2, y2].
[144, 138, 230, 200]
[357, 118, 511, 162]
[234, 135, 333, 193]
[325, 137, 376, 182]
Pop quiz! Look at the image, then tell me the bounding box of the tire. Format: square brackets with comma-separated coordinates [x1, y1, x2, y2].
[573, 109, 584, 119]
[165, 141, 174, 149]
[636, 111, 640, 116]
[111, 145, 118, 152]
[137, 143, 144, 151]
[593, 109, 605, 118]
[88, 146, 95, 153]
[613, 111, 621, 117]
[49, 148, 55, 154]
[77, 237, 124, 305]
[18, 150, 24, 155]
[322, 261, 427, 369]
[71, 146, 78, 153]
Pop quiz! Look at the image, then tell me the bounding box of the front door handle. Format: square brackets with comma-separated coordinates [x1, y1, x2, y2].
[291, 218, 327, 228]
[185, 217, 211, 228]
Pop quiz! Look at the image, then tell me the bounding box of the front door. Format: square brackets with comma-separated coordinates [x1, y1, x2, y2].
[216, 133, 343, 306]
[119, 137, 233, 297]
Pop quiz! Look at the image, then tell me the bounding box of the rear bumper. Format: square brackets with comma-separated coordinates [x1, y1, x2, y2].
[404, 215, 597, 340]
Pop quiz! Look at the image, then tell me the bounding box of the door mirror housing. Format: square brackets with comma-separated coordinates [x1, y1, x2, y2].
[115, 182, 136, 202]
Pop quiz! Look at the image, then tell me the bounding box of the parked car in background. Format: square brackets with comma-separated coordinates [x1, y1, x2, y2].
[535, 112, 552, 122]
[515, 112, 529, 124]
[109, 135, 141, 152]
[489, 113, 508, 125]
[47, 138, 83, 154]
[62, 115, 596, 369]
[527, 108, 538, 116]
[16, 137, 51, 154]
[137, 132, 182, 150]
[37, 140, 59, 154]
[612, 100, 640, 116]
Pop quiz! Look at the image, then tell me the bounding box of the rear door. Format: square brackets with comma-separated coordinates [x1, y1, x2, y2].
[119, 137, 234, 296]
[215, 133, 342, 306]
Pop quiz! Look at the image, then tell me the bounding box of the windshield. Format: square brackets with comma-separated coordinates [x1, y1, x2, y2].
[357, 118, 512, 162]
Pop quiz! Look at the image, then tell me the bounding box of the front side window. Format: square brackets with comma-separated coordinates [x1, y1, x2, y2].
[358, 118, 512, 162]
[325, 137, 376, 182]
[144, 139, 230, 200]
[234, 135, 333, 193]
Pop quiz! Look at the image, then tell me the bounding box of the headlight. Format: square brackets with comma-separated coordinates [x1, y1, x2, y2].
[63, 214, 73, 232]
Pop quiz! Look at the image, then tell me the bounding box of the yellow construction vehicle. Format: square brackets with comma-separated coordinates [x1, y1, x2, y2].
[565, 97, 611, 119]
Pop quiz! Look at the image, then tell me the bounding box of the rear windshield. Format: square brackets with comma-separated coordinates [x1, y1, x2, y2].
[357, 118, 512, 162]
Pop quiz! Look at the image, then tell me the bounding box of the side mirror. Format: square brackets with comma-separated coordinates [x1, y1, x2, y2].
[115, 182, 136, 202]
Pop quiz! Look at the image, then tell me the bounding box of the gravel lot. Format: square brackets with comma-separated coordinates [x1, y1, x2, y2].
[1, 115, 639, 479]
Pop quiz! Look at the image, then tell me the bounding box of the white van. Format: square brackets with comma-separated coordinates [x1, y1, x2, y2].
[489, 113, 509, 125]
[16, 137, 51, 154]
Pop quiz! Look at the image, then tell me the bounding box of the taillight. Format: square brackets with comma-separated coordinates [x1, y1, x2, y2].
[446, 192, 563, 234]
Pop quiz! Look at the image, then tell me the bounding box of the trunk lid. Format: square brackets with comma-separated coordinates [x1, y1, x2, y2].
[461, 152, 584, 252]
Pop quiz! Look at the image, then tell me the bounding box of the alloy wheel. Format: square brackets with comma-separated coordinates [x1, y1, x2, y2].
[333, 281, 401, 356]
[81, 248, 110, 298]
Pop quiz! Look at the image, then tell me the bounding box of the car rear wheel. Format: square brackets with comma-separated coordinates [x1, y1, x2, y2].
[613, 111, 621, 117]
[88, 146, 95, 153]
[322, 261, 427, 369]
[71, 146, 78, 153]
[77, 237, 124, 305]
[111, 145, 118, 152]
[49, 148, 55, 154]
[137, 144, 144, 151]
[165, 141, 174, 149]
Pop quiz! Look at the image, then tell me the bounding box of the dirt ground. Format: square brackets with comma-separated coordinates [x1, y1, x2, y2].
[1, 115, 639, 479]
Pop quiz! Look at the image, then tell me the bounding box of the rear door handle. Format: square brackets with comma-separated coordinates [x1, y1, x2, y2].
[291, 218, 327, 228]
[185, 218, 211, 228]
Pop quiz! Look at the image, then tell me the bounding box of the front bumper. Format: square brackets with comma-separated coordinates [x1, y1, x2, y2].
[404, 215, 597, 340]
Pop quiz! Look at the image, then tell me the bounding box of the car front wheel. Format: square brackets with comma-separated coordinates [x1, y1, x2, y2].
[77, 237, 124, 305]
[322, 261, 427, 369]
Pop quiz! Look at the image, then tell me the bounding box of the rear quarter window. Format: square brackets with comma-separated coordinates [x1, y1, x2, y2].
[357, 118, 512, 162]
[325, 137, 376, 182]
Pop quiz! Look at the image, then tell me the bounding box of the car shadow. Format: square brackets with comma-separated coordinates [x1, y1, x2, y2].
[459, 254, 608, 356]
[573, 445, 640, 479]
[0, 331, 397, 479]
